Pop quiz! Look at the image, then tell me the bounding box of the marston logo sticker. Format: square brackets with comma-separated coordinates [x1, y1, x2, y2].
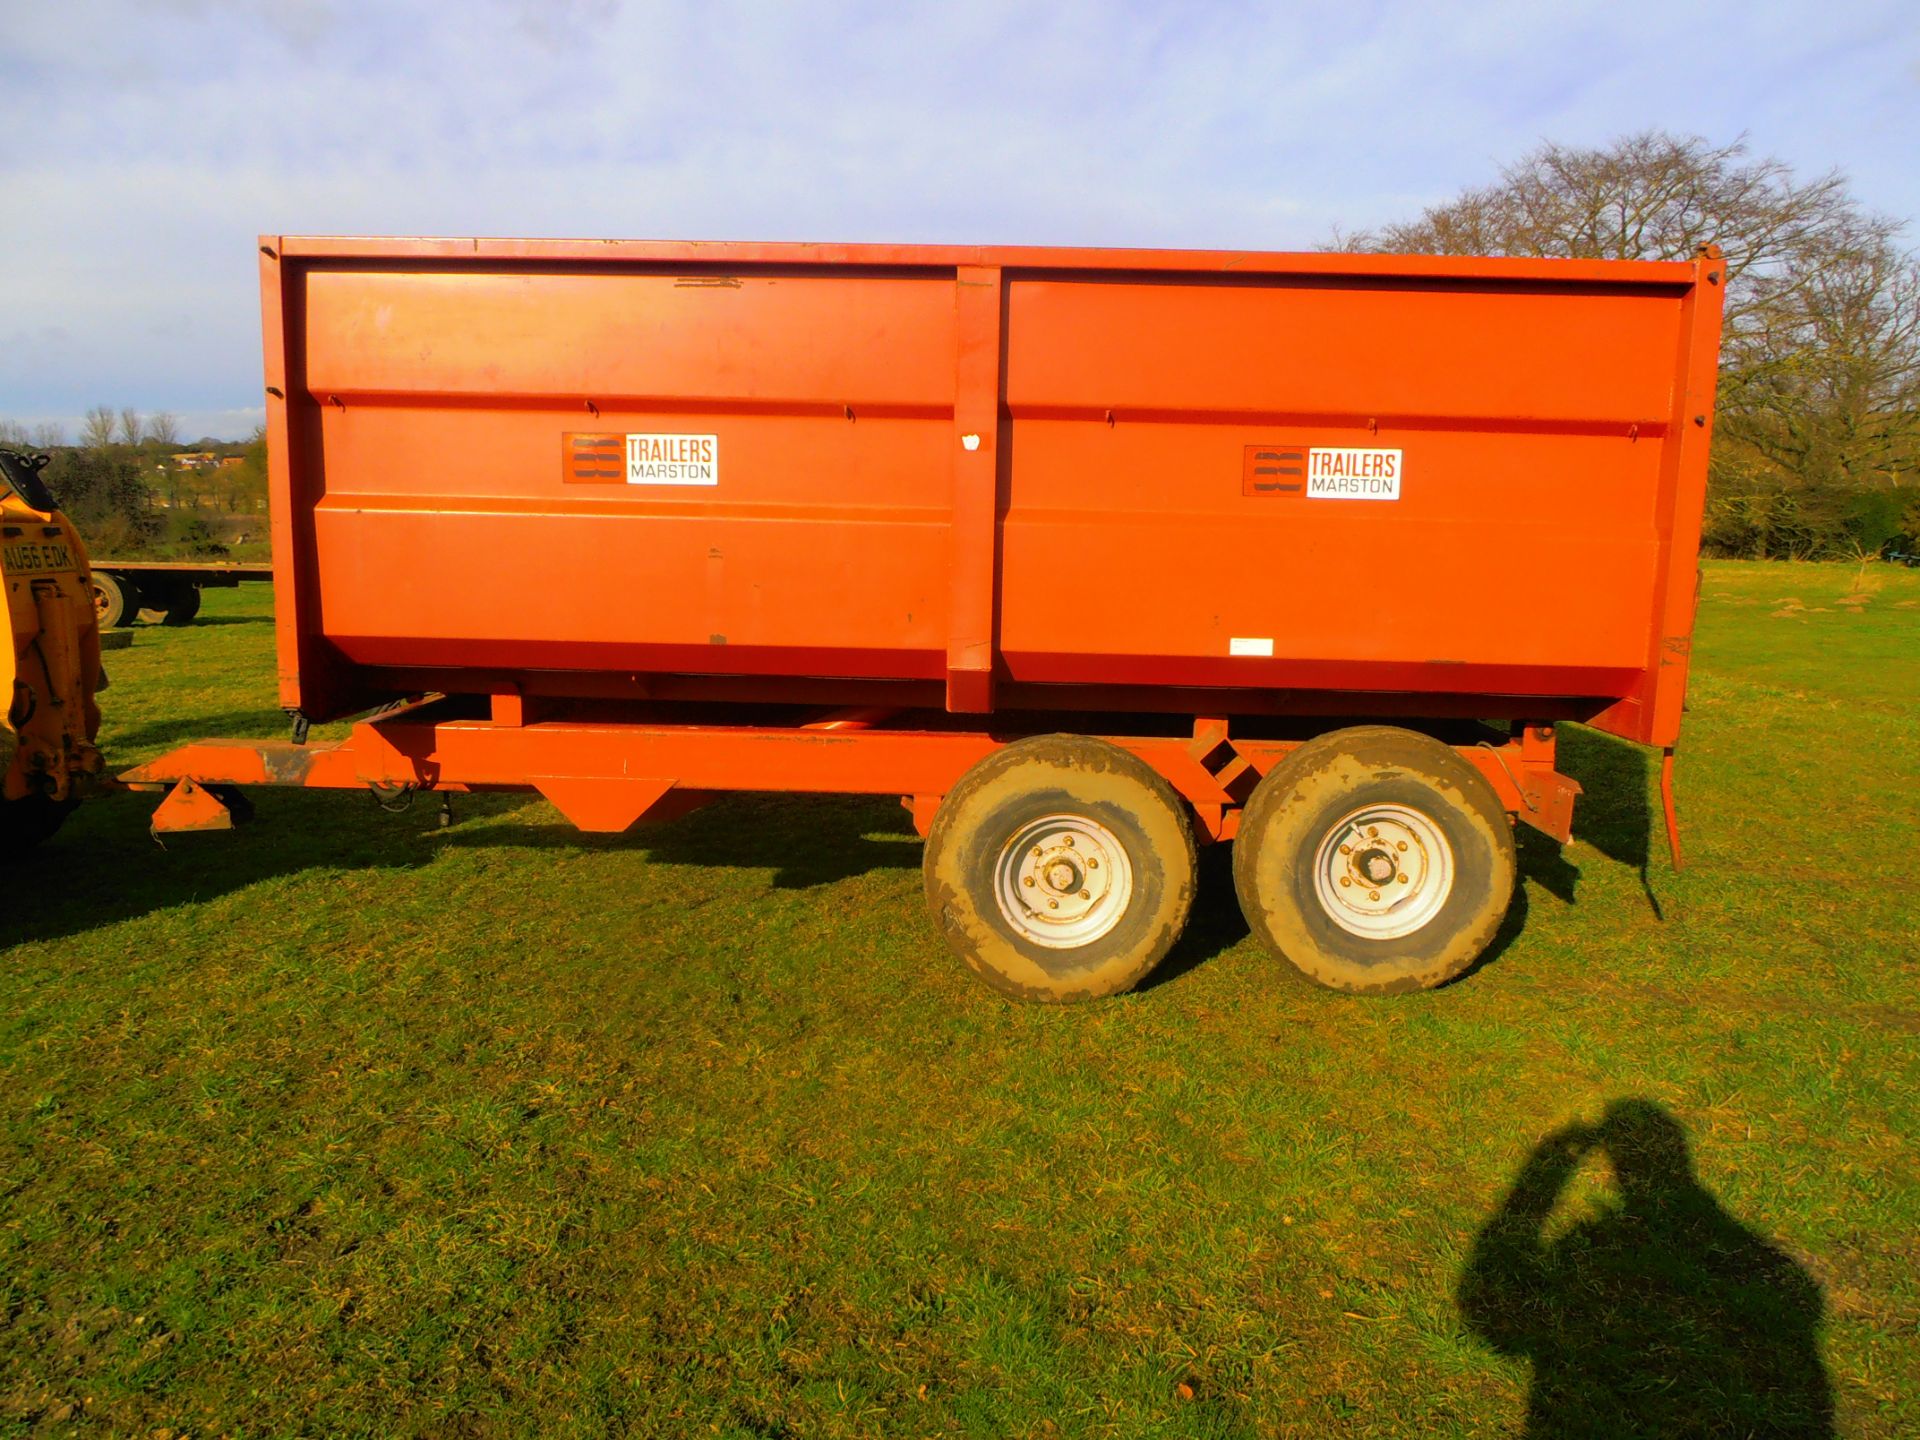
[1245, 444, 1403, 501]
[1305, 447, 1401, 500]
[564, 433, 720, 486]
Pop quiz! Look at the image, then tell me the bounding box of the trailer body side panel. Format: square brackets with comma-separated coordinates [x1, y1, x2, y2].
[260, 238, 1723, 747]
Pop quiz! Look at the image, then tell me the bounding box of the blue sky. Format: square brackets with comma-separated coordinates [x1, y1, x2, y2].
[2, 0, 1915, 441]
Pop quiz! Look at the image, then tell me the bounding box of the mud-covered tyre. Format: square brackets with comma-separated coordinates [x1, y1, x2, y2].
[161, 584, 202, 626]
[1233, 725, 1515, 994]
[91, 571, 139, 627]
[0, 794, 77, 858]
[923, 734, 1197, 1003]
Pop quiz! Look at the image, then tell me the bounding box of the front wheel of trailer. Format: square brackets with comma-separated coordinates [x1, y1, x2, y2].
[923, 735, 1197, 1003]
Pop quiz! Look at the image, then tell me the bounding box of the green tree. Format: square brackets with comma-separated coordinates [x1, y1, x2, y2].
[40, 446, 160, 550]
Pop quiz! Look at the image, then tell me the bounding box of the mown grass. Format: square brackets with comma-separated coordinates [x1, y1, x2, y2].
[2, 560, 1916, 1437]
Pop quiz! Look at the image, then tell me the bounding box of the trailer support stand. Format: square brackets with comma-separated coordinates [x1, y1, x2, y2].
[1660, 748, 1684, 871]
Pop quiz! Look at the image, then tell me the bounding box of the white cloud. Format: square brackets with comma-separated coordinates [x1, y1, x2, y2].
[1, 0, 1915, 436]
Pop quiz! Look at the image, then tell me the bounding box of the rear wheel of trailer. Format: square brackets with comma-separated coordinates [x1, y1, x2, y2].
[1233, 726, 1517, 994]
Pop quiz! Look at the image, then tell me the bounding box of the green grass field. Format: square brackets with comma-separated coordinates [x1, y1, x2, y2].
[4, 560, 1916, 1437]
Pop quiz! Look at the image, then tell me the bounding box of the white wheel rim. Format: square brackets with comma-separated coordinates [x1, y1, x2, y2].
[1310, 803, 1454, 940]
[992, 814, 1134, 949]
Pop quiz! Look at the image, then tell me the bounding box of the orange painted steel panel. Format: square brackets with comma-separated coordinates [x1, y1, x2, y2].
[260, 237, 1723, 750]
[299, 269, 958, 409]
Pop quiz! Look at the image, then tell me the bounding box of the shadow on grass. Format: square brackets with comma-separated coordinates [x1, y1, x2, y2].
[124, 613, 274, 629]
[13, 740, 1653, 982]
[459, 792, 925, 890]
[1, 790, 924, 950]
[1435, 878, 1532, 990]
[1538, 726, 1669, 920]
[3, 791, 434, 950]
[1137, 843, 1247, 992]
[1461, 1100, 1832, 1437]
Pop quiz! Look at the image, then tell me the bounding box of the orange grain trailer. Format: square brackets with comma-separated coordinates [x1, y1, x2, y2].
[123, 236, 1725, 1001]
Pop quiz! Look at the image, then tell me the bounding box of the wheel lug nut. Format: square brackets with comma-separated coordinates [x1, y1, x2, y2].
[1339, 876, 1351, 888]
[1398, 874, 1410, 884]
[1032, 846, 1043, 857]
[1087, 858, 1098, 869]
[1339, 843, 1351, 855]
[1396, 841, 1408, 852]
[1079, 889, 1090, 900]
[1064, 836, 1075, 847]
[1368, 889, 1380, 901]
[1367, 826, 1379, 838]
[1023, 876, 1035, 887]
[1048, 899, 1059, 909]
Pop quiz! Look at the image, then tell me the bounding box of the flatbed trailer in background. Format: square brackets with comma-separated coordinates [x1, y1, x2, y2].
[90, 560, 273, 627]
[123, 235, 1726, 1002]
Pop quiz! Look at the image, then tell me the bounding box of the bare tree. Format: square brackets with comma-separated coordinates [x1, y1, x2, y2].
[146, 410, 180, 448]
[1337, 131, 1920, 496]
[1335, 133, 1889, 315]
[1721, 242, 1920, 487]
[81, 405, 118, 450]
[117, 407, 143, 446]
[30, 421, 65, 449]
[0, 420, 28, 447]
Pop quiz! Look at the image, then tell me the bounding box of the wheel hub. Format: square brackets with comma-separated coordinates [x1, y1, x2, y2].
[1355, 847, 1397, 885]
[994, 814, 1134, 949]
[1311, 804, 1454, 940]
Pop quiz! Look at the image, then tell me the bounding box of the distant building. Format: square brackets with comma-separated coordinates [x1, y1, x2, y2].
[170, 451, 219, 470]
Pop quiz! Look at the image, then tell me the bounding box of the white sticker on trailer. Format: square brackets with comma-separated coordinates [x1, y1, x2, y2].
[1306, 447, 1402, 500]
[627, 433, 718, 485]
[1229, 637, 1275, 657]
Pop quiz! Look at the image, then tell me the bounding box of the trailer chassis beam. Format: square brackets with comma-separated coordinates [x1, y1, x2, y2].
[120, 706, 1579, 844]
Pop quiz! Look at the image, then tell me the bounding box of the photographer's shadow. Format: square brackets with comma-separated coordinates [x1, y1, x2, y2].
[1459, 1100, 1833, 1438]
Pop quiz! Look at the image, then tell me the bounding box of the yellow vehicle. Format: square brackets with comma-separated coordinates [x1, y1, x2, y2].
[0, 449, 107, 855]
